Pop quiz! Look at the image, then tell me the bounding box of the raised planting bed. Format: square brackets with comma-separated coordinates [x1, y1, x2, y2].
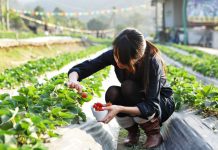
[158, 45, 218, 79]
[0, 66, 111, 149]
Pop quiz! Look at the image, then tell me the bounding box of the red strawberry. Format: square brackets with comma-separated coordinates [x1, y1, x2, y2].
[97, 107, 104, 111]
[95, 102, 103, 107]
[93, 102, 104, 111]
[81, 92, 88, 99]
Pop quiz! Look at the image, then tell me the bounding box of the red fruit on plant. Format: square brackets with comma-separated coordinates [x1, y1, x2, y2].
[81, 92, 88, 99]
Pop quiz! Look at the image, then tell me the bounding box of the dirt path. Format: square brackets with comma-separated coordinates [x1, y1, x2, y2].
[191, 46, 218, 56]
[0, 36, 81, 48]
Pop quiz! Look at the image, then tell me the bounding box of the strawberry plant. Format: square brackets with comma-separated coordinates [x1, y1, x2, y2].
[158, 45, 218, 78]
[0, 66, 111, 149]
[0, 44, 108, 89]
[172, 44, 215, 58]
[167, 66, 218, 113]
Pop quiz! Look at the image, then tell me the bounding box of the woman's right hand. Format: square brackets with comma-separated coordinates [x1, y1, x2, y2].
[68, 71, 82, 93]
[68, 80, 83, 93]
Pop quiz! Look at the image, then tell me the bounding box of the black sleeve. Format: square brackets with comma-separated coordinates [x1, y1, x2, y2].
[68, 49, 114, 81]
[136, 57, 162, 119]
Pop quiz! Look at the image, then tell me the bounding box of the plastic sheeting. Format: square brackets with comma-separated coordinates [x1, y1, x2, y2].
[161, 111, 218, 150]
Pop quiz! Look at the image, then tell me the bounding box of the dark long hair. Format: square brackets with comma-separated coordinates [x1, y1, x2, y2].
[113, 28, 165, 94]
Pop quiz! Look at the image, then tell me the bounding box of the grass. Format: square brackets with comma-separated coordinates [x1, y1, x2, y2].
[0, 43, 85, 73]
[0, 31, 113, 45]
[0, 31, 45, 39]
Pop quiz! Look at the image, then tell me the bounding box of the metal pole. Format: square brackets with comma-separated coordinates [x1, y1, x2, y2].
[6, 0, 9, 30]
[0, 0, 1, 26]
[112, 6, 116, 37]
[182, 0, 188, 45]
[162, 1, 166, 33]
[155, 1, 158, 40]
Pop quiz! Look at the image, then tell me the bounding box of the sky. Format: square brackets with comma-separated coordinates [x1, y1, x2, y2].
[11, 0, 150, 12]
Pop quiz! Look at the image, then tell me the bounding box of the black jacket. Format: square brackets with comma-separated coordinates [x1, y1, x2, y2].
[68, 49, 173, 119]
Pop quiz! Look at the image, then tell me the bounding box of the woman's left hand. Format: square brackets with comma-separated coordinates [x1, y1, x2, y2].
[101, 105, 121, 124]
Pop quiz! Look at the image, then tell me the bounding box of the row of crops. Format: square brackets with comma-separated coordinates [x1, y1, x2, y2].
[167, 66, 218, 114]
[0, 42, 111, 149]
[159, 44, 218, 115]
[0, 67, 110, 149]
[158, 44, 218, 78]
[0, 45, 108, 89]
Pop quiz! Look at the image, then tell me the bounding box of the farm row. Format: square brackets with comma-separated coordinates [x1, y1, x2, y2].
[0, 65, 110, 149]
[0, 45, 107, 89]
[158, 44, 218, 78]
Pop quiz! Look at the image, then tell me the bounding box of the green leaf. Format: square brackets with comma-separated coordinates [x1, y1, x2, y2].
[201, 85, 213, 97]
[54, 79, 64, 85]
[13, 95, 27, 103]
[27, 86, 37, 97]
[51, 107, 61, 116]
[0, 109, 10, 116]
[68, 107, 79, 114]
[0, 129, 16, 135]
[0, 121, 13, 130]
[0, 93, 10, 100]
[18, 87, 29, 96]
[59, 112, 74, 119]
[48, 130, 59, 137]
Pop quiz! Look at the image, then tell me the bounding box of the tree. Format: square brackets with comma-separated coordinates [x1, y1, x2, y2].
[115, 24, 126, 33]
[9, 10, 26, 30]
[68, 17, 85, 29]
[34, 5, 45, 21]
[53, 7, 66, 25]
[127, 12, 144, 29]
[87, 18, 108, 31]
[53, 7, 63, 14]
